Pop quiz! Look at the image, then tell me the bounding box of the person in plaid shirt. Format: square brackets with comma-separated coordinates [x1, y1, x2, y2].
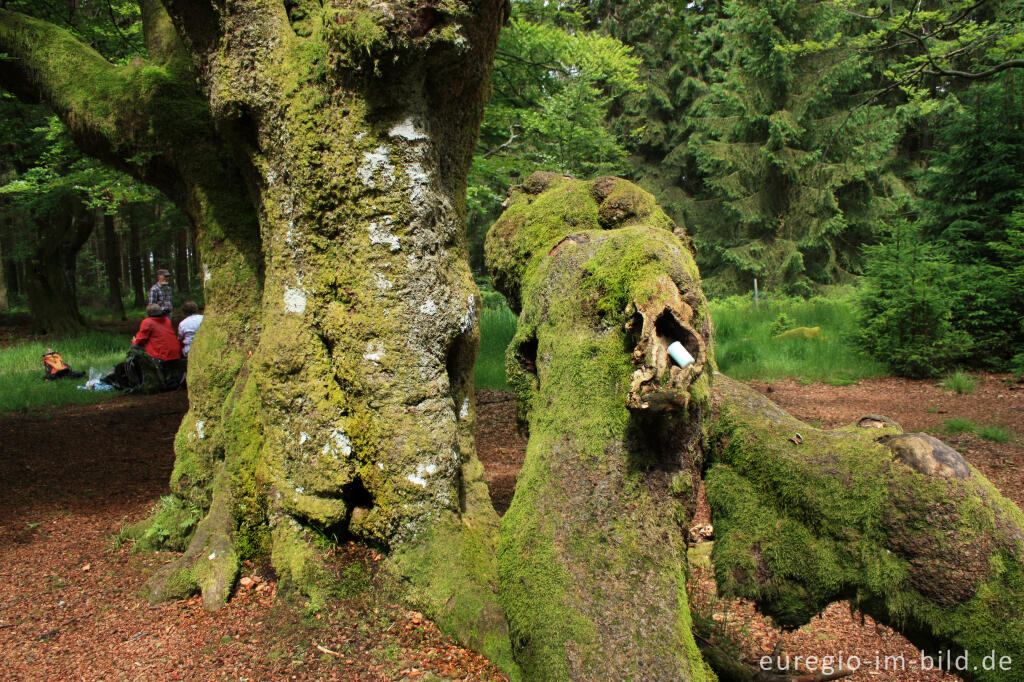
[148, 269, 173, 318]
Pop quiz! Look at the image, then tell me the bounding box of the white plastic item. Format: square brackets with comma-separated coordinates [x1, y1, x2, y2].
[667, 341, 695, 368]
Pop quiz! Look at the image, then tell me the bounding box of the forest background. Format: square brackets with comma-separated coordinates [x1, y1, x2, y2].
[1, 0, 1022, 381]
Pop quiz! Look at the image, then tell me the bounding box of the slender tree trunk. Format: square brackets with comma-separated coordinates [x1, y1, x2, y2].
[102, 211, 126, 320]
[128, 217, 145, 308]
[0, 227, 9, 313]
[173, 225, 188, 299]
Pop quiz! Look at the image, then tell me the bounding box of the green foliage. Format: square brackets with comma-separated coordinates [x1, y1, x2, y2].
[856, 219, 971, 378]
[710, 292, 885, 382]
[467, 2, 641, 272]
[0, 328, 126, 414]
[685, 0, 903, 294]
[940, 370, 979, 395]
[768, 312, 794, 337]
[125, 495, 202, 553]
[858, 76, 1024, 376]
[474, 298, 517, 391]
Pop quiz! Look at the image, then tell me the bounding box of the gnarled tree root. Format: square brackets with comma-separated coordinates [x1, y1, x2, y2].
[141, 463, 238, 611]
[708, 374, 1024, 681]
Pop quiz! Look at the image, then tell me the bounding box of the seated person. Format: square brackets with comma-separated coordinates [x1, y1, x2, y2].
[133, 303, 183, 362]
[42, 348, 84, 381]
[176, 300, 203, 357]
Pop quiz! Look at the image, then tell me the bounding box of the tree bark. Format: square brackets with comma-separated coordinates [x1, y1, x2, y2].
[24, 195, 91, 334]
[128, 216, 145, 308]
[1, 1, 516, 671]
[486, 173, 1024, 681]
[487, 172, 714, 679]
[102, 210, 126, 320]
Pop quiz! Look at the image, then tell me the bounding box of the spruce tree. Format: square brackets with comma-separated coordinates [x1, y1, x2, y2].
[685, 0, 902, 295]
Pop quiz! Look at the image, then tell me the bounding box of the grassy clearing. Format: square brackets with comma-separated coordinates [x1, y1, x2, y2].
[475, 300, 517, 391]
[0, 330, 127, 414]
[709, 293, 886, 382]
[940, 370, 979, 395]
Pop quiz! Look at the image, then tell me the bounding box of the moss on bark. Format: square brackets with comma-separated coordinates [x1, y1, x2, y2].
[708, 375, 1024, 681]
[487, 174, 713, 680]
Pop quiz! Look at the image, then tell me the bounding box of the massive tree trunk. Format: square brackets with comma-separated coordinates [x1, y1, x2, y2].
[486, 172, 1024, 681]
[0, 0, 515, 671]
[24, 195, 91, 334]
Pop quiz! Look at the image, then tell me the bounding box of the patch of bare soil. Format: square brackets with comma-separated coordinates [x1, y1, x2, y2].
[0, 391, 503, 681]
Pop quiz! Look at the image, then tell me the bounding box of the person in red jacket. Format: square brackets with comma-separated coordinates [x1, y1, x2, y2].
[132, 303, 183, 361]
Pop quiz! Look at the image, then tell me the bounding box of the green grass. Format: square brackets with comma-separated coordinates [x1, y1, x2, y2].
[709, 293, 886, 382]
[977, 424, 1014, 443]
[940, 370, 979, 395]
[474, 302, 517, 391]
[943, 418, 1015, 443]
[944, 417, 979, 434]
[0, 330, 128, 414]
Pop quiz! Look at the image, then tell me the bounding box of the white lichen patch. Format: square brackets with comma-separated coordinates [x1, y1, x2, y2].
[405, 162, 430, 204]
[375, 273, 393, 291]
[203, 264, 211, 283]
[363, 342, 385, 364]
[369, 219, 400, 252]
[283, 287, 307, 314]
[299, 431, 309, 445]
[357, 145, 395, 186]
[389, 117, 427, 141]
[460, 397, 470, 419]
[459, 294, 476, 333]
[405, 462, 439, 488]
[419, 299, 438, 316]
[321, 427, 352, 459]
[195, 420, 206, 439]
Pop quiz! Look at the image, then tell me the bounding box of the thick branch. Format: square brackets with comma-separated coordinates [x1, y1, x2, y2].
[707, 374, 1024, 680]
[0, 8, 203, 199]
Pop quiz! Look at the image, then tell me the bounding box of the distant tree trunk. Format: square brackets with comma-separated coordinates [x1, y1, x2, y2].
[128, 218, 145, 308]
[0, 228, 9, 313]
[186, 223, 197, 292]
[103, 211, 126, 320]
[142, 248, 152, 293]
[25, 196, 91, 334]
[173, 224, 188, 300]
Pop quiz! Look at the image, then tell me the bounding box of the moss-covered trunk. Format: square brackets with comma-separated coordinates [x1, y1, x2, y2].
[486, 173, 715, 679]
[486, 172, 1024, 681]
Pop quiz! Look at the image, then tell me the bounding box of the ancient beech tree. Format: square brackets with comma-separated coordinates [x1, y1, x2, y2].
[1, 0, 514, 669]
[2, 3, 1024, 681]
[485, 172, 1024, 681]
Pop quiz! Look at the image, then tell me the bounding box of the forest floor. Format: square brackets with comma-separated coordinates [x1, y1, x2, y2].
[0, 376, 1021, 680]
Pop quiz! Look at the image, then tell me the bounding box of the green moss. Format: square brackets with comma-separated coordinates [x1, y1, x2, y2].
[707, 377, 1024, 679]
[390, 513, 519, 677]
[488, 176, 711, 679]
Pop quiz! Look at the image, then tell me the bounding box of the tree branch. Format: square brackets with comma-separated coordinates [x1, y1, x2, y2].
[0, 8, 213, 203]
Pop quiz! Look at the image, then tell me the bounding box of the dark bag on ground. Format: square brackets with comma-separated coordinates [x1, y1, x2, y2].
[103, 348, 185, 394]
